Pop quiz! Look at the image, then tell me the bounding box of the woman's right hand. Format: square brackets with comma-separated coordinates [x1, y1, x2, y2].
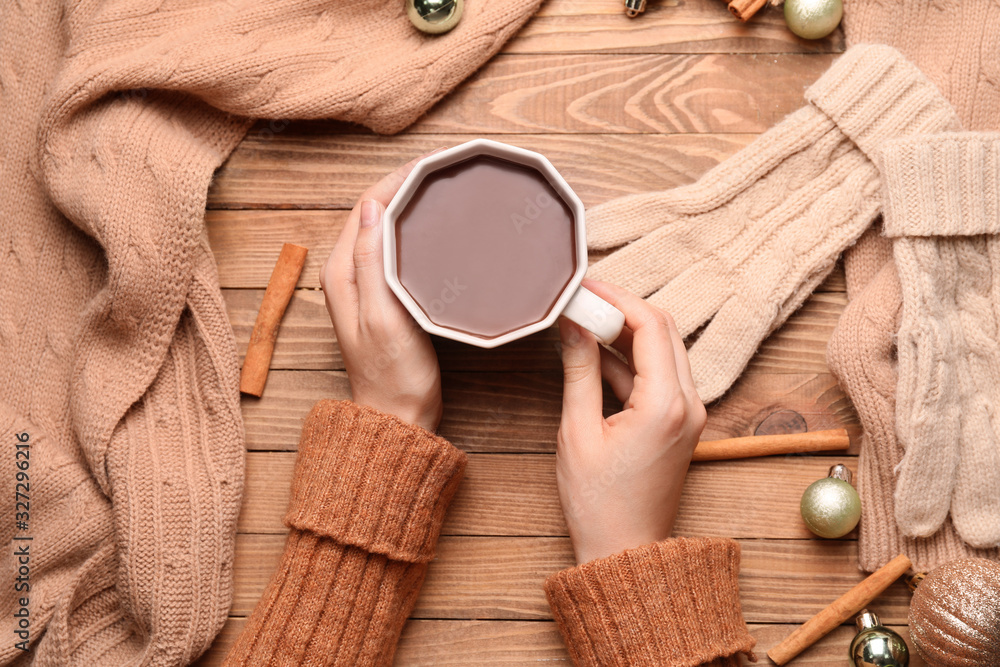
[555, 280, 707, 565]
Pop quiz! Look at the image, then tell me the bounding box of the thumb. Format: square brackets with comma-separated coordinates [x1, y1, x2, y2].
[559, 318, 604, 436]
[353, 199, 397, 313]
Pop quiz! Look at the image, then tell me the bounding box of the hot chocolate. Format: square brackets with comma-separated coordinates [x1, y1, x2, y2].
[394, 155, 577, 339]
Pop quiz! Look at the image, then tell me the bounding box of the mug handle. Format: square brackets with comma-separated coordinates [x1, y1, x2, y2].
[561, 285, 625, 344]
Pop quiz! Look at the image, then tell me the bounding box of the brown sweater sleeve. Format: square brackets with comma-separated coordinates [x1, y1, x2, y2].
[544, 537, 757, 666]
[224, 400, 467, 666]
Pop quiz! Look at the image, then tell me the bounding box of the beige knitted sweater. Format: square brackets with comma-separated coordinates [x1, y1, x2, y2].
[0, 1, 539, 664]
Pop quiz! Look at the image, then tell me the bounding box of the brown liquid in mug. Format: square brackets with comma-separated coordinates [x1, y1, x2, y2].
[395, 155, 577, 339]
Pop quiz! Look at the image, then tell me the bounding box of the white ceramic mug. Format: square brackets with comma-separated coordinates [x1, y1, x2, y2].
[382, 139, 624, 349]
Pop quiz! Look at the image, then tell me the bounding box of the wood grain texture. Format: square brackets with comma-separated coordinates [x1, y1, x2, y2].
[240, 452, 856, 540]
[208, 134, 755, 209]
[223, 288, 846, 373]
[505, 0, 844, 55]
[240, 371, 859, 453]
[228, 535, 912, 623]
[409, 53, 834, 135]
[194, 619, 924, 666]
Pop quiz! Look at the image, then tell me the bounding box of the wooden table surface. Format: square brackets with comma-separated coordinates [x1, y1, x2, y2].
[195, 2, 924, 664]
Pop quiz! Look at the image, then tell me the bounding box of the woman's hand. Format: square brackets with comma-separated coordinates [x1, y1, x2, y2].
[320, 154, 443, 433]
[556, 280, 707, 565]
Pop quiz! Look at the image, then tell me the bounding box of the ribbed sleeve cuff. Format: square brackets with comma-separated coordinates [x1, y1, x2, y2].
[878, 133, 1000, 238]
[284, 400, 467, 564]
[805, 44, 960, 160]
[544, 538, 756, 666]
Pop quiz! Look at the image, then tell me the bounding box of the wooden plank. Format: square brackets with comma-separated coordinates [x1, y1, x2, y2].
[745, 291, 846, 374]
[396, 620, 570, 665]
[507, 0, 844, 55]
[194, 619, 924, 666]
[240, 371, 859, 453]
[228, 536, 912, 623]
[236, 52, 832, 137]
[209, 210, 846, 292]
[224, 288, 846, 373]
[208, 134, 755, 209]
[239, 453, 857, 539]
[407, 53, 834, 135]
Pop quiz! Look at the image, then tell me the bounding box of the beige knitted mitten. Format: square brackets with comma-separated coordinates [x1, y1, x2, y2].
[586, 44, 959, 402]
[881, 134, 1000, 548]
[828, 228, 1000, 570]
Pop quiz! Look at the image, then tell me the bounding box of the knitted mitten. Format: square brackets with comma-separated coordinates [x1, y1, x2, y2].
[586, 44, 959, 402]
[827, 228, 1000, 570]
[880, 134, 1000, 548]
[829, 0, 1000, 568]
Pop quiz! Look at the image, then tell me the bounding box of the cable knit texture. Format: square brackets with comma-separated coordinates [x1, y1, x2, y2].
[0, 1, 540, 664]
[544, 538, 756, 666]
[824, 0, 1000, 569]
[880, 134, 1000, 548]
[585, 44, 959, 403]
[223, 401, 467, 665]
[826, 228, 1000, 570]
[843, 0, 1000, 132]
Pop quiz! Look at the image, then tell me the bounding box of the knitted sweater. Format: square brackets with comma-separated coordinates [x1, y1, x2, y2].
[224, 401, 757, 666]
[0, 2, 539, 664]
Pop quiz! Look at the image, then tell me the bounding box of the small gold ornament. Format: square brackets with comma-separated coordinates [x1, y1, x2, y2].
[908, 558, 1000, 665]
[407, 0, 463, 34]
[850, 609, 909, 666]
[624, 0, 646, 18]
[800, 464, 861, 538]
[783, 0, 842, 40]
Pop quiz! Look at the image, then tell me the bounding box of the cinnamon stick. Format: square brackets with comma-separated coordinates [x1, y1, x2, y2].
[692, 429, 850, 461]
[726, 0, 767, 21]
[239, 243, 309, 397]
[767, 554, 913, 665]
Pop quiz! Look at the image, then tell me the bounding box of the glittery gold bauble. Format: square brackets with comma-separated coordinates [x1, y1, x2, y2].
[784, 0, 843, 40]
[908, 558, 1000, 666]
[800, 464, 861, 538]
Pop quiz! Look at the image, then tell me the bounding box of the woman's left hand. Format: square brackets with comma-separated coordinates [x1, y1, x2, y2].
[320, 153, 444, 432]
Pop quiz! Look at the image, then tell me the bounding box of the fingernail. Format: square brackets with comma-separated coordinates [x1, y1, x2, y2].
[431, 146, 448, 154]
[562, 320, 582, 346]
[360, 199, 380, 228]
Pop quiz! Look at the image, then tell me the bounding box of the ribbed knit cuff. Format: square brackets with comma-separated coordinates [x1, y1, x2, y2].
[878, 133, 1000, 238]
[544, 538, 756, 666]
[805, 44, 960, 160]
[284, 400, 467, 564]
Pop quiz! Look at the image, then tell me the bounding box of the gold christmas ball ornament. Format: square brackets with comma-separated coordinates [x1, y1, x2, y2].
[784, 0, 843, 40]
[850, 610, 909, 667]
[407, 0, 463, 34]
[800, 464, 861, 538]
[908, 558, 1000, 666]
